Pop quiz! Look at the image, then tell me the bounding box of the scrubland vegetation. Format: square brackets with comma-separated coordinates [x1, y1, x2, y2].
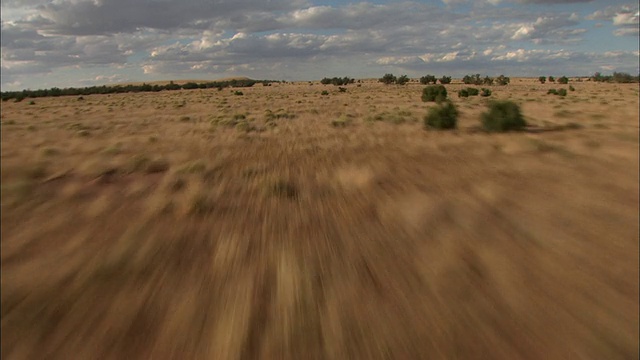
[1, 75, 638, 359]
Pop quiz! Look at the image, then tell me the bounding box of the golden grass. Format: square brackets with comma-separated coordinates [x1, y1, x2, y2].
[1, 78, 638, 359]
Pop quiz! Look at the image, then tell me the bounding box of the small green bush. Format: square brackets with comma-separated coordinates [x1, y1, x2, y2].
[557, 88, 567, 97]
[396, 75, 409, 85]
[538, 76, 546, 84]
[569, 85, 575, 92]
[424, 101, 458, 130]
[321, 90, 329, 96]
[421, 85, 447, 102]
[467, 88, 479, 96]
[481, 101, 526, 132]
[480, 88, 492, 97]
[458, 89, 469, 98]
[558, 76, 569, 84]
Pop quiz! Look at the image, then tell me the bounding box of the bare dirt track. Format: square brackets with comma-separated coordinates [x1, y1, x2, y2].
[1, 79, 639, 359]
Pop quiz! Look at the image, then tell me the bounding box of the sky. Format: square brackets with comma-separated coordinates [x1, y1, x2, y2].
[1, 0, 638, 91]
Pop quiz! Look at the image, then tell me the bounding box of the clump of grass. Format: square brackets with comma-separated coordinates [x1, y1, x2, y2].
[367, 109, 415, 124]
[553, 110, 573, 118]
[331, 114, 353, 128]
[480, 88, 492, 97]
[233, 91, 244, 96]
[481, 101, 526, 132]
[102, 145, 122, 156]
[145, 158, 170, 173]
[265, 180, 298, 199]
[235, 121, 256, 133]
[42, 147, 60, 156]
[189, 194, 215, 216]
[321, 90, 329, 96]
[177, 160, 207, 175]
[424, 100, 458, 130]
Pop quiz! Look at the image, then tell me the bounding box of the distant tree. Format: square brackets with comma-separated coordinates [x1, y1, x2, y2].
[396, 75, 409, 85]
[483, 76, 494, 86]
[439, 76, 452, 84]
[538, 76, 546, 84]
[548, 76, 555, 83]
[420, 75, 437, 85]
[557, 76, 569, 84]
[495, 75, 510, 86]
[463, 74, 483, 85]
[380, 73, 397, 85]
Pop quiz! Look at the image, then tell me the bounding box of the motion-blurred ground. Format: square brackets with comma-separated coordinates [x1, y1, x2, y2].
[2, 79, 638, 359]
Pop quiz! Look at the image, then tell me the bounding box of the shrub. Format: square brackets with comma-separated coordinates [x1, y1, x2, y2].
[321, 90, 329, 96]
[481, 101, 526, 132]
[420, 75, 437, 85]
[233, 91, 244, 96]
[548, 76, 555, 83]
[338, 87, 347, 93]
[569, 85, 575, 91]
[539, 76, 546, 84]
[557, 76, 569, 84]
[458, 89, 469, 98]
[467, 88, 479, 96]
[480, 88, 492, 97]
[547, 89, 558, 95]
[463, 74, 483, 85]
[380, 73, 397, 85]
[483, 76, 494, 86]
[424, 101, 458, 130]
[439, 76, 452, 84]
[557, 88, 567, 97]
[396, 75, 409, 85]
[422, 85, 447, 102]
[496, 75, 510, 86]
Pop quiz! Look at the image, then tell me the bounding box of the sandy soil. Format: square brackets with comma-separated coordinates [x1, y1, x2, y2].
[1, 78, 639, 359]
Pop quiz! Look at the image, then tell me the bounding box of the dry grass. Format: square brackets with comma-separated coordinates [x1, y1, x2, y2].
[1, 79, 639, 359]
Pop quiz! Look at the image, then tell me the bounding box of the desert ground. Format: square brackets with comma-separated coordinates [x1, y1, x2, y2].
[1, 78, 639, 359]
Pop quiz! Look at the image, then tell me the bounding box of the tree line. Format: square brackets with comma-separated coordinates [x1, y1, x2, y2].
[1, 79, 278, 102]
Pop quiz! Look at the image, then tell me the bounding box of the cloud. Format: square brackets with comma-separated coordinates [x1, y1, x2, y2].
[0, 1, 637, 90]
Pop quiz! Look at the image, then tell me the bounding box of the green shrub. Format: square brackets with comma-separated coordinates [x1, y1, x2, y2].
[380, 73, 397, 85]
[480, 88, 492, 97]
[421, 85, 447, 102]
[483, 76, 494, 86]
[547, 89, 558, 95]
[321, 90, 329, 96]
[439, 76, 452, 84]
[467, 88, 479, 96]
[548, 76, 555, 83]
[557, 76, 569, 84]
[496, 75, 510, 86]
[420, 75, 437, 85]
[396, 75, 409, 85]
[481, 101, 526, 132]
[424, 101, 458, 130]
[569, 85, 575, 92]
[538, 76, 546, 84]
[458, 89, 469, 98]
[557, 88, 567, 97]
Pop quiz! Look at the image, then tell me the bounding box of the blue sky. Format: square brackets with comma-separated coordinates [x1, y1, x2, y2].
[1, 0, 638, 91]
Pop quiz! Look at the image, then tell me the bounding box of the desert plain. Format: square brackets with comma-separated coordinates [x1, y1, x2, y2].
[1, 78, 639, 359]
